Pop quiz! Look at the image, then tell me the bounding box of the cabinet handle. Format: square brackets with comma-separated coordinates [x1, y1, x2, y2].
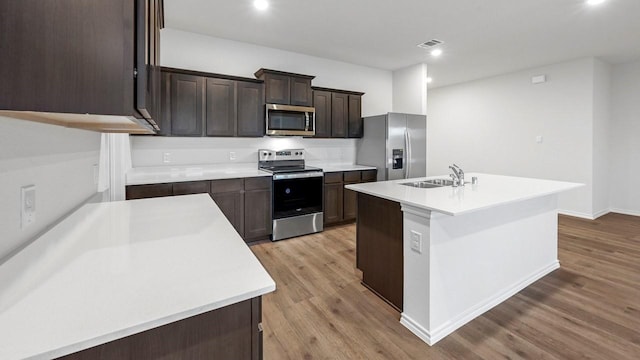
[258, 322, 263, 332]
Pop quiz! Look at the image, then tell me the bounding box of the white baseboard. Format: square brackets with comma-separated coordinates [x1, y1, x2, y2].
[610, 208, 640, 217]
[592, 208, 611, 219]
[401, 261, 560, 346]
[558, 209, 595, 220]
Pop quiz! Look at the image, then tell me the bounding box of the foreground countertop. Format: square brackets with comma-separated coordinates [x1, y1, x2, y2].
[126, 163, 377, 185]
[345, 173, 582, 216]
[0, 194, 275, 359]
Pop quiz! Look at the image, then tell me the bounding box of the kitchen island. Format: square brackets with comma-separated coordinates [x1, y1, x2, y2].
[346, 173, 581, 346]
[0, 194, 275, 359]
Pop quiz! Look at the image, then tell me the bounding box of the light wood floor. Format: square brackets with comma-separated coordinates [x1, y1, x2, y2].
[250, 214, 640, 359]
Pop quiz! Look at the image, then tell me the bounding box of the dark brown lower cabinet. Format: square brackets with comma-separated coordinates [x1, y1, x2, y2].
[125, 177, 272, 243]
[356, 193, 403, 311]
[324, 170, 377, 226]
[244, 177, 272, 241]
[210, 179, 245, 238]
[58, 297, 263, 360]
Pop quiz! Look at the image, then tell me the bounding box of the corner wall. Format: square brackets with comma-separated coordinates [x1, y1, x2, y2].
[0, 117, 100, 260]
[392, 63, 428, 115]
[591, 59, 612, 217]
[610, 60, 640, 216]
[427, 58, 596, 217]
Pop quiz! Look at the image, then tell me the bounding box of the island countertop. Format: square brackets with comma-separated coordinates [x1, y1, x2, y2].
[345, 173, 582, 216]
[0, 194, 275, 359]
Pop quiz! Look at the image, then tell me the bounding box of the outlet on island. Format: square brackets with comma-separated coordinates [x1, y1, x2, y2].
[410, 230, 422, 253]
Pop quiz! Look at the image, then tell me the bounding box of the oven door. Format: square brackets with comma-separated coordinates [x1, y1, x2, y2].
[266, 104, 315, 136]
[272, 172, 323, 219]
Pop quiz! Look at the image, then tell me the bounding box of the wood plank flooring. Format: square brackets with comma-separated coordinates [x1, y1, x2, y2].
[250, 213, 640, 359]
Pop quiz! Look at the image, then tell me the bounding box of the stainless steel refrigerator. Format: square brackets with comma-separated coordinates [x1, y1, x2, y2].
[356, 113, 426, 181]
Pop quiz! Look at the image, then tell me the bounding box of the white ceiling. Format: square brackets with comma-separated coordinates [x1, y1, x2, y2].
[165, 0, 640, 87]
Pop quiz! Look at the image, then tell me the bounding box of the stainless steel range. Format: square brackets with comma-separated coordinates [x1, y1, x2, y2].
[259, 149, 324, 241]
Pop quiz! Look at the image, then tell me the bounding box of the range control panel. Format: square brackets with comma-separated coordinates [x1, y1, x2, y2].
[259, 149, 305, 162]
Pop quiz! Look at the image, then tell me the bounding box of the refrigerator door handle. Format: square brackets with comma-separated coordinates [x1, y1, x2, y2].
[405, 129, 411, 179]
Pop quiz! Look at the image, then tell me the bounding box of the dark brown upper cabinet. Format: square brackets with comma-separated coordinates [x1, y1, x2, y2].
[236, 82, 265, 137]
[206, 78, 237, 137]
[312, 87, 364, 139]
[159, 68, 265, 138]
[313, 90, 332, 138]
[331, 93, 349, 138]
[348, 94, 363, 138]
[170, 73, 204, 136]
[0, 0, 164, 134]
[254, 69, 315, 107]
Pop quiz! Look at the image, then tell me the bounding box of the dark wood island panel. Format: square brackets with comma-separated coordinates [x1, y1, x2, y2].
[58, 297, 263, 360]
[356, 193, 403, 311]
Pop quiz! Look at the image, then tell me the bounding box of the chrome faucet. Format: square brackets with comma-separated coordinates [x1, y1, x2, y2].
[449, 164, 465, 187]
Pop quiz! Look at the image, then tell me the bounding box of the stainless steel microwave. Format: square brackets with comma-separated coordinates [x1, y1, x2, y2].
[265, 104, 315, 136]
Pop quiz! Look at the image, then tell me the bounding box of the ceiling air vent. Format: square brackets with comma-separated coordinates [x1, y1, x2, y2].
[417, 39, 443, 49]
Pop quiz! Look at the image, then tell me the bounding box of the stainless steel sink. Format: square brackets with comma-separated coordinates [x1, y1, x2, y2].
[400, 178, 454, 188]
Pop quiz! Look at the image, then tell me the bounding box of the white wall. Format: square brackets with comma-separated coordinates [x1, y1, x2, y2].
[0, 117, 100, 260]
[427, 58, 597, 217]
[392, 63, 428, 115]
[161, 28, 392, 117]
[131, 136, 356, 167]
[591, 59, 612, 217]
[610, 60, 640, 216]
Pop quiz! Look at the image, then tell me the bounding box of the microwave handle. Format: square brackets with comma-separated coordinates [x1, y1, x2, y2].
[305, 112, 309, 130]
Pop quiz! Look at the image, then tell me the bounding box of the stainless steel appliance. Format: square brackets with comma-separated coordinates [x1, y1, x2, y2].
[356, 113, 427, 181]
[259, 149, 323, 240]
[265, 104, 316, 136]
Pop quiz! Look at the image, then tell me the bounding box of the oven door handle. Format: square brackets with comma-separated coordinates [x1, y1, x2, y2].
[273, 171, 324, 180]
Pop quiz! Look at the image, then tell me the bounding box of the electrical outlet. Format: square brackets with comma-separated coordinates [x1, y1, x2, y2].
[229, 151, 236, 161]
[21, 185, 36, 229]
[536, 135, 543, 144]
[163, 152, 171, 163]
[410, 230, 422, 253]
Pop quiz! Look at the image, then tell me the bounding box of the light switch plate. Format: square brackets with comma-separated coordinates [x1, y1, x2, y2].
[21, 185, 36, 229]
[410, 230, 422, 253]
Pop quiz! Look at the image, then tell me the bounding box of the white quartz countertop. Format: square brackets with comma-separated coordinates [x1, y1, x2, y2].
[307, 162, 377, 173]
[0, 194, 276, 359]
[126, 163, 271, 185]
[345, 173, 582, 216]
[126, 163, 377, 185]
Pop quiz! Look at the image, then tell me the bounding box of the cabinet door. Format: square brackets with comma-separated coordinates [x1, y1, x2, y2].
[343, 185, 358, 221]
[324, 183, 344, 225]
[313, 90, 332, 138]
[170, 73, 204, 136]
[244, 189, 272, 241]
[157, 71, 171, 135]
[206, 78, 236, 137]
[126, 184, 173, 200]
[237, 82, 265, 137]
[290, 77, 313, 106]
[331, 93, 348, 138]
[136, 0, 162, 123]
[211, 191, 245, 238]
[348, 95, 363, 138]
[264, 73, 290, 105]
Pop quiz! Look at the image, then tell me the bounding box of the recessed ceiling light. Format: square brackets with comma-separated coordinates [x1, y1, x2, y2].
[426, 77, 433, 84]
[254, 0, 269, 11]
[586, 0, 606, 5]
[430, 48, 443, 57]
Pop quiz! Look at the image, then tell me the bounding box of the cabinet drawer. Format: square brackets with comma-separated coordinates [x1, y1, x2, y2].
[362, 170, 377, 182]
[210, 178, 244, 193]
[173, 181, 210, 195]
[324, 172, 343, 184]
[343, 171, 361, 183]
[245, 176, 271, 191]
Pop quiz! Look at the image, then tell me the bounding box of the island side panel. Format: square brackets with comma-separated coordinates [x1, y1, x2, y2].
[58, 297, 263, 360]
[401, 194, 561, 345]
[356, 193, 404, 311]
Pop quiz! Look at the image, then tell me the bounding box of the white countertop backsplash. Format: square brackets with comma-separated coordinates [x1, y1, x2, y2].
[0, 194, 275, 359]
[345, 173, 582, 216]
